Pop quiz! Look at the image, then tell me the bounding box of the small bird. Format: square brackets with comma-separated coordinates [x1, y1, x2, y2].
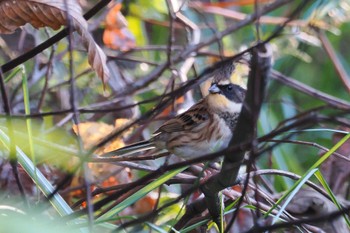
[104, 63, 246, 160]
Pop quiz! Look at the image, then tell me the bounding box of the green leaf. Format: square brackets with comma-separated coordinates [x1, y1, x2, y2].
[266, 133, 350, 222]
[0, 129, 73, 216]
[272, 168, 318, 224]
[4, 65, 23, 83]
[179, 219, 209, 233]
[97, 167, 188, 221]
[21, 66, 39, 190]
[315, 170, 350, 227]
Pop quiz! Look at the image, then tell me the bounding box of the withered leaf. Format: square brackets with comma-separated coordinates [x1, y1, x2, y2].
[0, 0, 109, 82]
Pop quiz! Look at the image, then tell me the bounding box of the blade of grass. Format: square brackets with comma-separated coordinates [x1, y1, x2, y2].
[311, 133, 350, 168]
[4, 65, 23, 83]
[219, 191, 224, 233]
[146, 222, 168, 233]
[225, 196, 241, 212]
[0, 129, 107, 232]
[0, 124, 78, 151]
[170, 163, 209, 232]
[177, 219, 208, 233]
[179, 197, 241, 233]
[272, 168, 318, 224]
[288, 129, 349, 134]
[315, 170, 350, 227]
[0, 129, 73, 215]
[97, 167, 187, 221]
[266, 132, 350, 222]
[21, 67, 39, 197]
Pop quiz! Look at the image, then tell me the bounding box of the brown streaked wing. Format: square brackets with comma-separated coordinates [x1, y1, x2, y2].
[156, 118, 184, 133]
[156, 100, 210, 133]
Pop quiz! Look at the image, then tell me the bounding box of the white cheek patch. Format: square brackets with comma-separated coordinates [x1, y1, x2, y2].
[226, 101, 243, 114]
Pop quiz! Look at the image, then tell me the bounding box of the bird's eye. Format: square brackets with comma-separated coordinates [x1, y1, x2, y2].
[227, 84, 233, 91]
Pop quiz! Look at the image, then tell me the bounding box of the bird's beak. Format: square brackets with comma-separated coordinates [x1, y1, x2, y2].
[209, 83, 221, 94]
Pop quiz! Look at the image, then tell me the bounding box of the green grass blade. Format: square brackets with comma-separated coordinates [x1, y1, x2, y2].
[0, 129, 73, 216]
[315, 170, 350, 227]
[97, 167, 188, 221]
[311, 133, 350, 168]
[4, 65, 23, 83]
[272, 168, 318, 224]
[179, 219, 209, 233]
[219, 191, 224, 233]
[146, 222, 168, 233]
[267, 133, 350, 221]
[21, 67, 39, 192]
[288, 129, 349, 134]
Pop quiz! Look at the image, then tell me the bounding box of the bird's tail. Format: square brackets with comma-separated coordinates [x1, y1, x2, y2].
[101, 140, 156, 157]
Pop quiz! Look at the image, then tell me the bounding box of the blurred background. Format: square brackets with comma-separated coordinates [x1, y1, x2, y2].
[0, 0, 350, 232]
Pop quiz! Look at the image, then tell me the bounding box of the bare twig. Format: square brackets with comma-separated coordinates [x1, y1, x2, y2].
[271, 70, 350, 110]
[190, 4, 331, 30]
[112, 0, 295, 98]
[63, 0, 93, 228]
[267, 139, 350, 162]
[36, 45, 56, 112]
[318, 30, 350, 93]
[245, 206, 350, 233]
[182, 0, 294, 59]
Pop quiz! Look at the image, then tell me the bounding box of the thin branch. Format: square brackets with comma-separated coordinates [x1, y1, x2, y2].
[63, 0, 94, 228]
[111, 0, 295, 98]
[165, 0, 176, 66]
[36, 45, 56, 112]
[271, 70, 350, 110]
[318, 30, 350, 93]
[267, 139, 350, 162]
[189, 4, 331, 29]
[67, 110, 333, 223]
[107, 55, 161, 66]
[246, 206, 350, 233]
[181, 0, 294, 59]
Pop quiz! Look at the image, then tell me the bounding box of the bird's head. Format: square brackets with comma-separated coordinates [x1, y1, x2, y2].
[207, 79, 246, 114]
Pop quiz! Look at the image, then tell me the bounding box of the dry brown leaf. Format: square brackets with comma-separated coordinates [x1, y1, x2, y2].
[0, 0, 110, 82]
[72, 121, 116, 150]
[70, 120, 133, 205]
[72, 119, 131, 153]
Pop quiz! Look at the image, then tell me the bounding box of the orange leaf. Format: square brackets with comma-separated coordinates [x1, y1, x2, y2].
[103, 3, 135, 51]
[159, 96, 185, 117]
[105, 3, 123, 28]
[73, 119, 131, 154]
[134, 193, 157, 214]
[73, 121, 115, 150]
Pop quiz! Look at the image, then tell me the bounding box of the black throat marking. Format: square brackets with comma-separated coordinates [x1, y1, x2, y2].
[218, 112, 240, 131]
